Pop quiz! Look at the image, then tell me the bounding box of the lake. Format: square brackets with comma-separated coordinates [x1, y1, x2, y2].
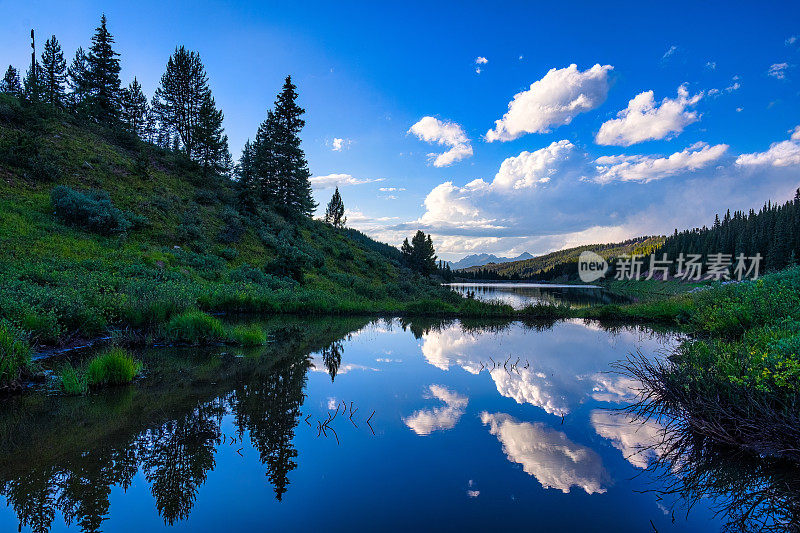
[0, 317, 731, 532]
[446, 282, 629, 309]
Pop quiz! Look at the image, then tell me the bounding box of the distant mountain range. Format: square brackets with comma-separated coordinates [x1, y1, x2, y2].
[448, 252, 534, 270]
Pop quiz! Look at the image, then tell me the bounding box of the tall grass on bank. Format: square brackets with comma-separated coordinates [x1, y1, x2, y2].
[86, 348, 143, 386]
[59, 364, 88, 395]
[227, 324, 267, 346]
[164, 310, 226, 344]
[60, 348, 142, 394]
[0, 324, 32, 388]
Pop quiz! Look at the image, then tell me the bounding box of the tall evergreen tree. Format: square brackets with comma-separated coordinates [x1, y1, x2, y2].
[272, 76, 315, 217]
[252, 110, 279, 205]
[66, 47, 90, 107]
[324, 187, 346, 227]
[119, 77, 149, 136]
[0, 66, 22, 96]
[86, 14, 122, 119]
[402, 230, 438, 276]
[194, 92, 229, 176]
[236, 140, 258, 209]
[153, 46, 210, 157]
[23, 60, 44, 102]
[40, 35, 67, 108]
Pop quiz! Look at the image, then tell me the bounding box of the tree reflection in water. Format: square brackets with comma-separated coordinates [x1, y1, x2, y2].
[3, 317, 796, 532]
[0, 317, 361, 532]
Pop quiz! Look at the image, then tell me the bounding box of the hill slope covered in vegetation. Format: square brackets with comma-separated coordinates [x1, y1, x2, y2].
[0, 96, 476, 355]
[458, 236, 665, 280]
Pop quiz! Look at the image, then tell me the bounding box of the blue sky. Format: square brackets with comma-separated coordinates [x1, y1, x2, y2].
[2, 0, 799, 259]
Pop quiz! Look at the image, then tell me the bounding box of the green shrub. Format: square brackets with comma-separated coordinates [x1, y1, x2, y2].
[85, 347, 142, 387]
[228, 324, 267, 346]
[51, 185, 131, 235]
[0, 324, 32, 386]
[165, 310, 226, 344]
[60, 364, 88, 395]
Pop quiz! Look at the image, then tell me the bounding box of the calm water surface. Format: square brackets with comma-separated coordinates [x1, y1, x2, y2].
[447, 282, 628, 309]
[0, 317, 727, 532]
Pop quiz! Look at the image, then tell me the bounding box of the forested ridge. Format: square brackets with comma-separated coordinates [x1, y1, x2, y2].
[457, 191, 800, 281]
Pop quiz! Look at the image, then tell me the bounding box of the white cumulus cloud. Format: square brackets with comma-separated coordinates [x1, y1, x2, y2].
[736, 127, 800, 167]
[594, 142, 728, 183]
[310, 173, 384, 188]
[409, 116, 473, 167]
[595, 85, 702, 146]
[475, 56, 488, 64]
[485, 64, 613, 142]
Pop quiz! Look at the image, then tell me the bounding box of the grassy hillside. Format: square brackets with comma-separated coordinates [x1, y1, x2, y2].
[0, 96, 484, 360]
[458, 236, 664, 280]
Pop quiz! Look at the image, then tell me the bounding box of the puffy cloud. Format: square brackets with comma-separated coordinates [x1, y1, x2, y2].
[417, 140, 581, 234]
[594, 142, 728, 183]
[310, 173, 384, 188]
[485, 64, 613, 142]
[736, 127, 800, 167]
[591, 411, 665, 469]
[331, 137, 351, 151]
[475, 56, 488, 65]
[493, 140, 577, 189]
[595, 85, 702, 146]
[768, 63, 789, 79]
[408, 116, 473, 167]
[403, 385, 469, 435]
[379, 187, 406, 192]
[481, 412, 609, 494]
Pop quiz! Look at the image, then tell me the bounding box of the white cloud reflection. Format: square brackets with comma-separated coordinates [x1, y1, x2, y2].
[419, 322, 658, 416]
[591, 410, 666, 469]
[404, 384, 469, 436]
[481, 412, 609, 494]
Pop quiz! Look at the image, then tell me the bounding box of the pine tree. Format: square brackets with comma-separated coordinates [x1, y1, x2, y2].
[23, 61, 44, 102]
[86, 14, 122, 120]
[153, 46, 210, 158]
[324, 187, 346, 228]
[401, 238, 413, 265]
[66, 47, 90, 107]
[0, 66, 22, 96]
[252, 110, 279, 205]
[40, 35, 66, 108]
[272, 76, 316, 217]
[236, 140, 259, 210]
[194, 92, 229, 177]
[120, 77, 149, 136]
[403, 231, 438, 276]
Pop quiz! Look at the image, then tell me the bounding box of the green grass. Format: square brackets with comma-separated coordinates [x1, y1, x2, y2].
[0, 324, 32, 387]
[59, 364, 88, 395]
[164, 310, 226, 344]
[58, 347, 143, 394]
[85, 348, 143, 387]
[227, 324, 267, 346]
